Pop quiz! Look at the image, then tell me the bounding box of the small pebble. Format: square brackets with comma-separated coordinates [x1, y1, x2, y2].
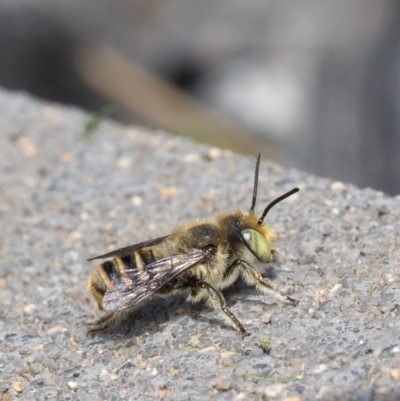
[68, 381, 78, 391]
[12, 382, 22, 394]
[215, 378, 231, 391]
[131, 195, 143, 207]
[24, 303, 36, 314]
[331, 207, 340, 216]
[330, 181, 347, 191]
[117, 156, 133, 169]
[390, 368, 400, 381]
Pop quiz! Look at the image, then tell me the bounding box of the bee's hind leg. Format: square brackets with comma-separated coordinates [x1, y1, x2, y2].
[86, 310, 130, 338]
[238, 259, 299, 306]
[194, 281, 250, 338]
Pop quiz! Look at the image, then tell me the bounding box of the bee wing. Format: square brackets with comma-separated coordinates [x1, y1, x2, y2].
[102, 249, 211, 311]
[87, 235, 170, 261]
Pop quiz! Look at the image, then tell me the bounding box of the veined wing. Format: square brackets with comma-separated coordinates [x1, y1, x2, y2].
[87, 235, 170, 261]
[102, 246, 216, 311]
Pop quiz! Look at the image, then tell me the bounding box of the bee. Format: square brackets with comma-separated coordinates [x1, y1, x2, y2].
[87, 155, 299, 338]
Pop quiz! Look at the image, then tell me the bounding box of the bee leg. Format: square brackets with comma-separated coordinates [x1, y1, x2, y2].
[238, 260, 299, 306]
[197, 281, 250, 338]
[86, 310, 129, 337]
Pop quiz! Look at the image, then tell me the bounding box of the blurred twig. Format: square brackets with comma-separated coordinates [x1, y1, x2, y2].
[75, 44, 285, 162]
[83, 104, 116, 138]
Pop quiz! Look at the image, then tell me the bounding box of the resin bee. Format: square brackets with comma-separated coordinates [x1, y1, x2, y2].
[87, 155, 299, 337]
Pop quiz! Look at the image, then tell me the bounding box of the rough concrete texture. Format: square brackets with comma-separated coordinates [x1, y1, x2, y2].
[1, 88, 400, 401]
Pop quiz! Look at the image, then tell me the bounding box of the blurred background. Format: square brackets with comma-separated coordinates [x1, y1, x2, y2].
[1, 0, 400, 194]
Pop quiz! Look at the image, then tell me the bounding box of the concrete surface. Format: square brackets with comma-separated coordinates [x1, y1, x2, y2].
[0, 88, 400, 400]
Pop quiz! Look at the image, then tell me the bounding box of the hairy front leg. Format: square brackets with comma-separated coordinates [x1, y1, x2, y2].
[238, 259, 298, 306]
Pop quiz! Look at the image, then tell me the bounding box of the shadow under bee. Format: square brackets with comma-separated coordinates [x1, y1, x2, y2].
[87, 267, 288, 339]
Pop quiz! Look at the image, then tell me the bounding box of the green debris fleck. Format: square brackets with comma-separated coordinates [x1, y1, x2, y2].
[181, 335, 200, 350]
[83, 104, 116, 138]
[259, 335, 272, 354]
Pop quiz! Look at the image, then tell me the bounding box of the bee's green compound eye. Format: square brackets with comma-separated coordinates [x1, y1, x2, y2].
[240, 229, 272, 262]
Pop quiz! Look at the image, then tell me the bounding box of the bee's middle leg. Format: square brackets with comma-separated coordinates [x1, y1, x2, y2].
[193, 281, 250, 338]
[237, 259, 299, 306]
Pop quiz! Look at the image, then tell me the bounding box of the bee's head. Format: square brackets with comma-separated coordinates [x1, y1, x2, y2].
[231, 154, 299, 263]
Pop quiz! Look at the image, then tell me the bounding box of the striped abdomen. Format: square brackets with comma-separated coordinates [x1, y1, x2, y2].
[88, 249, 157, 310]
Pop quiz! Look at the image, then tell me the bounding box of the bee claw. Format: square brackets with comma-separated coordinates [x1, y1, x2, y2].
[86, 330, 95, 339]
[288, 296, 299, 306]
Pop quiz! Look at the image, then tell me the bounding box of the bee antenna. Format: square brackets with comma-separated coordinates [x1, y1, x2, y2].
[257, 188, 299, 225]
[250, 154, 261, 213]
